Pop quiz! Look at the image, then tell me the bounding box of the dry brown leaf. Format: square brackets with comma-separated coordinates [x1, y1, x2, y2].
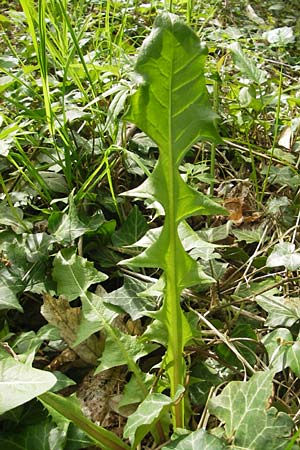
[47, 347, 79, 371]
[224, 197, 244, 225]
[224, 196, 262, 226]
[41, 293, 103, 366]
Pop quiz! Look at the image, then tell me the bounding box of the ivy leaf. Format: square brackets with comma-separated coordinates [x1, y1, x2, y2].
[285, 341, 300, 377]
[262, 328, 300, 377]
[13, 330, 43, 365]
[103, 275, 156, 320]
[119, 372, 152, 409]
[229, 42, 267, 85]
[262, 27, 295, 46]
[74, 291, 117, 345]
[53, 249, 107, 301]
[124, 386, 184, 448]
[95, 328, 157, 374]
[161, 428, 225, 449]
[256, 288, 300, 327]
[209, 371, 293, 450]
[51, 371, 76, 393]
[266, 242, 300, 271]
[232, 228, 261, 244]
[112, 205, 148, 247]
[189, 361, 222, 406]
[179, 221, 220, 261]
[74, 292, 118, 345]
[216, 322, 257, 369]
[0, 357, 57, 415]
[0, 203, 31, 234]
[53, 194, 89, 244]
[0, 268, 24, 311]
[64, 423, 93, 450]
[0, 419, 59, 450]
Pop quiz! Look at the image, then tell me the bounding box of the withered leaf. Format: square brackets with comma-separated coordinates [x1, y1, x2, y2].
[41, 293, 103, 366]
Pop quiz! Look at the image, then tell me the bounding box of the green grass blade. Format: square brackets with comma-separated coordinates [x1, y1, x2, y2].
[19, 0, 54, 135]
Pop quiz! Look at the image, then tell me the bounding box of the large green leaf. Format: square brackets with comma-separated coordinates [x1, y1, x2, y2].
[120, 12, 227, 426]
[209, 371, 293, 450]
[122, 12, 226, 273]
[0, 357, 56, 415]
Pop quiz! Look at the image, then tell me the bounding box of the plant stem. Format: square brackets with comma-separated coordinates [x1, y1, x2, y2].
[209, 79, 219, 196]
[165, 161, 185, 427]
[165, 264, 185, 428]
